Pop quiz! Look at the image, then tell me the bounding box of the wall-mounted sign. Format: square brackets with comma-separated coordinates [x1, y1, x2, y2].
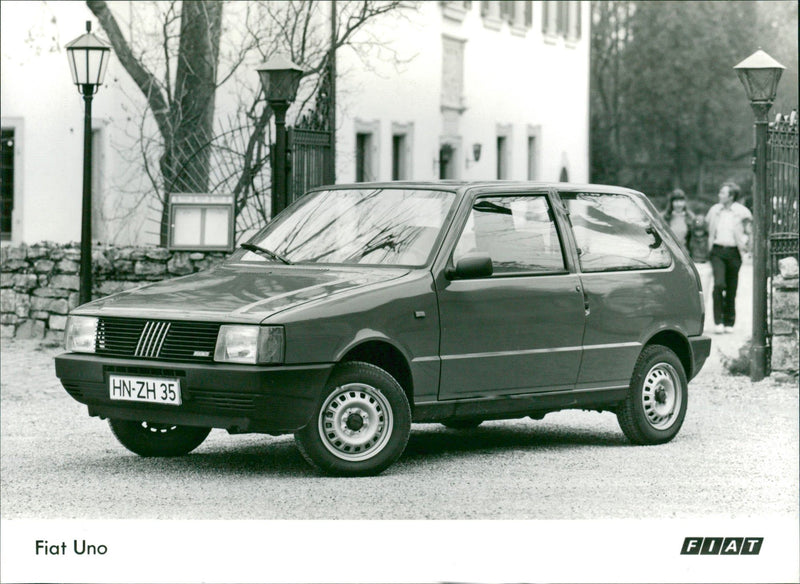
[168, 193, 234, 252]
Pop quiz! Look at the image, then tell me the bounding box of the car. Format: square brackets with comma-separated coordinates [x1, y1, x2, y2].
[55, 181, 711, 476]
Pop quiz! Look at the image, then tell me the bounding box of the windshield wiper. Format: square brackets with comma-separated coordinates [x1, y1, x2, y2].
[240, 242, 293, 265]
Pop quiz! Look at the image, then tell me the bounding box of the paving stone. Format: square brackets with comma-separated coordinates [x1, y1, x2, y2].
[48, 299, 70, 314]
[33, 259, 55, 273]
[771, 333, 800, 373]
[3, 260, 29, 272]
[14, 319, 45, 339]
[167, 253, 193, 275]
[774, 288, 799, 319]
[13, 274, 38, 291]
[56, 259, 80, 274]
[49, 275, 80, 291]
[0, 289, 16, 312]
[14, 294, 30, 318]
[145, 248, 171, 261]
[6, 246, 27, 260]
[778, 257, 798, 279]
[135, 261, 166, 277]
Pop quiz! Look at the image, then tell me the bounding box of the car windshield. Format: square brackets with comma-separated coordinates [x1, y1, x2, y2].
[233, 188, 457, 266]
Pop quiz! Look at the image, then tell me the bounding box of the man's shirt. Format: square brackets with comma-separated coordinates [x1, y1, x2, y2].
[707, 201, 752, 253]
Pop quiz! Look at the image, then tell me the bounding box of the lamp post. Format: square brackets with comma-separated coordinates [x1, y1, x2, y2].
[256, 56, 304, 218]
[66, 21, 111, 305]
[733, 49, 785, 381]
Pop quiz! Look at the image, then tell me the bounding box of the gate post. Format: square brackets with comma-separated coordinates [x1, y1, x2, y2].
[734, 49, 785, 381]
[751, 104, 770, 381]
[272, 102, 290, 217]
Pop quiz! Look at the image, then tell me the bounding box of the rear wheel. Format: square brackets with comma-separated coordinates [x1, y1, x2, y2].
[295, 361, 411, 476]
[616, 345, 688, 445]
[109, 419, 211, 457]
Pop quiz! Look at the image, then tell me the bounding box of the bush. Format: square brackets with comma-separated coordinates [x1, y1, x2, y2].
[722, 339, 752, 377]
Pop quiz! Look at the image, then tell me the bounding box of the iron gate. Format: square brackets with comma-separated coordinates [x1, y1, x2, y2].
[766, 112, 799, 341]
[287, 127, 333, 205]
[286, 70, 335, 205]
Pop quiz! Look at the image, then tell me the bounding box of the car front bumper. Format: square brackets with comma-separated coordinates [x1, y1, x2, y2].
[55, 353, 334, 434]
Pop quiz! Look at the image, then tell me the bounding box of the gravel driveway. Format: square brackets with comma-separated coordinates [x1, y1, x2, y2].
[1, 330, 797, 520]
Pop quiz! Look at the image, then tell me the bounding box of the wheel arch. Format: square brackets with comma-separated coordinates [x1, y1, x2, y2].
[644, 330, 693, 379]
[338, 339, 414, 409]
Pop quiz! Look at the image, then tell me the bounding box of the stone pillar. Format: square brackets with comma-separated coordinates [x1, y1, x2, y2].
[771, 257, 799, 376]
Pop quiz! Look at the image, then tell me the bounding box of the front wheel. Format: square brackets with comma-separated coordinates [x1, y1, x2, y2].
[295, 361, 411, 476]
[616, 345, 688, 445]
[109, 419, 211, 457]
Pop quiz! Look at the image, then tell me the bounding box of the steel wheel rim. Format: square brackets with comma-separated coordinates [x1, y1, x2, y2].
[318, 383, 393, 462]
[141, 421, 178, 434]
[641, 362, 681, 430]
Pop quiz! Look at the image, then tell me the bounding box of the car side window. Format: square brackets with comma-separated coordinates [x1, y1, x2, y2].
[562, 192, 671, 272]
[453, 195, 565, 274]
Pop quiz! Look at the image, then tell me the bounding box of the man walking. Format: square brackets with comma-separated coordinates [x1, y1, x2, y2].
[707, 182, 752, 334]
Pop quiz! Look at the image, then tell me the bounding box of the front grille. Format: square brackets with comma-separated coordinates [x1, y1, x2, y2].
[192, 390, 256, 412]
[62, 381, 84, 399]
[97, 317, 220, 362]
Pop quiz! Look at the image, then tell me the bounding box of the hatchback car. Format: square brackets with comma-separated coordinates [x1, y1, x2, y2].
[56, 182, 710, 476]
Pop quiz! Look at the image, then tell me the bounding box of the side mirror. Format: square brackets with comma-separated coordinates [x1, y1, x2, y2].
[446, 253, 493, 280]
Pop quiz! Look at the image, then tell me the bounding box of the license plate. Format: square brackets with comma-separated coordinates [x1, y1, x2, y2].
[109, 374, 182, 406]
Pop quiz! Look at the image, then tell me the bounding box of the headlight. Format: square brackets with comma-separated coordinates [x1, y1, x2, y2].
[214, 325, 284, 364]
[64, 316, 98, 353]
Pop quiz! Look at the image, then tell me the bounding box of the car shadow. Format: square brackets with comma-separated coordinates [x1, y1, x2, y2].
[88, 420, 628, 478]
[402, 421, 628, 462]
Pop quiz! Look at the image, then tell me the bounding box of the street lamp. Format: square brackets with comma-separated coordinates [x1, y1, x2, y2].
[734, 48, 785, 381]
[66, 21, 111, 305]
[256, 56, 304, 217]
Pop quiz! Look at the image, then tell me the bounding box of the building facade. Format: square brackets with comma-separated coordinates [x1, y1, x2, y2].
[0, 0, 590, 247]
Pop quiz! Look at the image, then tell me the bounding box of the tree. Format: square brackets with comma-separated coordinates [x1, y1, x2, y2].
[88, 0, 408, 244]
[590, 1, 797, 206]
[89, 1, 223, 244]
[590, 1, 633, 187]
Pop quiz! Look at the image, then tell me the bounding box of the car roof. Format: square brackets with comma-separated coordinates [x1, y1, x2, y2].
[314, 181, 647, 198]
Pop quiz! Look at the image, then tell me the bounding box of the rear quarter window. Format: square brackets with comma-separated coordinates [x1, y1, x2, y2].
[562, 192, 672, 272]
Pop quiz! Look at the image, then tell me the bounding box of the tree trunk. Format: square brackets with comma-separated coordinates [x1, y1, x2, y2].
[159, 1, 223, 244]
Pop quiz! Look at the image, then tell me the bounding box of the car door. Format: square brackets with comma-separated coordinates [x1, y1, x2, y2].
[559, 190, 675, 389]
[436, 191, 585, 400]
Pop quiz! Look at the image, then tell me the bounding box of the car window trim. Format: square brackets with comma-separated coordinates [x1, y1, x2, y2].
[447, 190, 571, 278]
[556, 189, 675, 274]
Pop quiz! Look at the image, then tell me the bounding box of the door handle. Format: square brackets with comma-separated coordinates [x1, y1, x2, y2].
[577, 284, 590, 316]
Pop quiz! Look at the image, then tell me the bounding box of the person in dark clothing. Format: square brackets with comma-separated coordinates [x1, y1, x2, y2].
[688, 213, 710, 263]
[707, 182, 752, 334]
[661, 189, 695, 250]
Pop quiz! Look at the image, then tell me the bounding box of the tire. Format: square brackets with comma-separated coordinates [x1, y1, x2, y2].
[294, 361, 411, 477]
[616, 345, 688, 445]
[109, 419, 211, 457]
[441, 419, 483, 430]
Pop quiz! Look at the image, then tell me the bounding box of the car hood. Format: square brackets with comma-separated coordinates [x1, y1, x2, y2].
[75, 264, 409, 322]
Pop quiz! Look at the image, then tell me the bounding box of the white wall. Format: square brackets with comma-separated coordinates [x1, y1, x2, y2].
[336, 1, 591, 184]
[1, 1, 591, 246]
[1, 1, 150, 245]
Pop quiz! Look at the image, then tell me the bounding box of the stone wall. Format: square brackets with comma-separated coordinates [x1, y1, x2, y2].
[771, 257, 800, 375]
[0, 243, 227, 340]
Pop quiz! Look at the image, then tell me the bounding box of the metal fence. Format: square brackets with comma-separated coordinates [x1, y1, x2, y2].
[767, 112, 799, 275]
[288, 127, 333, 205]
[767, 112, 798, 351]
